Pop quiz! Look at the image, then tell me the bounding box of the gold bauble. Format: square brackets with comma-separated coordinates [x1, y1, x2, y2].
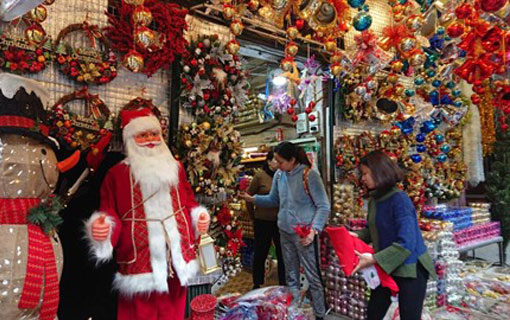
[124, 50, 145, 72]
[398, 37, 416, 53]
[324, 39, 337, 52]
[410, 52, 426, 67]
[124, 0, 145, 5]
[201, 121, 211, 130]
[223, 5, 236, 20]
[395, 85, 404, 96]
[406, 14, 424, 32]
[231, 153, 237, 159]
[281, 59, 293, 72]
[391, 60, 404, 72]
[230, 19, 244, 36]
[134, 26, 155, 50]
[185, 140, 193, 148]
[286, 26, 299, 39]
[133, 5, 153, 26]
[25, 24, 46, 45]
[248, 0, 260, 11]
[285, 42, 299, 56]
[226, 39, 240, 55]
[330, 63, 342, 76]
[394, 12, 404, 22]
[387, 73, 399, 84]
[26, 5, 47, 23]
[258, 6, 272, 21]
[330, 51, 342, 64]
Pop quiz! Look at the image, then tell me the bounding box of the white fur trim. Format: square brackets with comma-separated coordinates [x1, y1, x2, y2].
[190, 206, 209, 240]
[84, 211, 114, 264]
[122, 115, 161, 141]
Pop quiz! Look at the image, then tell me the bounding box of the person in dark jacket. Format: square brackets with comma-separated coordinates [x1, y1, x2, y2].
[246, 151, 285, 289]
[353, 150, 436, 320]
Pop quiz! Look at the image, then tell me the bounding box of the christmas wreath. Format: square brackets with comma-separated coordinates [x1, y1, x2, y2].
[180, 34, 249, 120]
[53, 22, 117, 85]
[48, 88, 113, 151]
[174, 118, 243, 198]
[105, 0, 188, 76]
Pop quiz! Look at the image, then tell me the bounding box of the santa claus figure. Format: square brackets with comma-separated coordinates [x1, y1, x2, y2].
[85, 107, 210, 320]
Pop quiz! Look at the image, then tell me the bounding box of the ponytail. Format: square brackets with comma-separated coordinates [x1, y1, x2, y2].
[274, 141, 311, 167]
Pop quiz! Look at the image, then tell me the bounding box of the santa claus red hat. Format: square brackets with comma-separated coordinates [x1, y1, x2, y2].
[120, 107, 162, 141]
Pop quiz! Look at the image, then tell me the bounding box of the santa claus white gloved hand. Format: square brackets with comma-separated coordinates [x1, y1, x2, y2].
[197, 212, 210, 234]
[92, 214, 110, 241]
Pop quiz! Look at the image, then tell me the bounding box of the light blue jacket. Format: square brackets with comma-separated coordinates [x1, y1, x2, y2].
[254, 164, 331, 234]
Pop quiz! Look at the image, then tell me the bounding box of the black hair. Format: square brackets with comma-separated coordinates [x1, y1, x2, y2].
[262, 150, 275, 177]
[359, 150, 403, 194]
[274, 141, 311, 167]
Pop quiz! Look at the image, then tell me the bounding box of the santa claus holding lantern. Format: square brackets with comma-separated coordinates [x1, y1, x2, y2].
[86, 106, 210, 320]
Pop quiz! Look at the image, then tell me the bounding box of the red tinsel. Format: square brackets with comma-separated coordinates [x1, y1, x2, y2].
[105, 0, 188, 77]
[293, 223, 311, 238]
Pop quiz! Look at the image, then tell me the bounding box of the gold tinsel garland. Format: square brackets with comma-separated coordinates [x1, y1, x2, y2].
[479, 84, 496, 155]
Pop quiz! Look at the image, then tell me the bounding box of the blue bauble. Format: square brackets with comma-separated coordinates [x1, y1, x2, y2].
[402, 127, 414, 135]
[454, 101, 463, 108]
[426, 69, 436, 77]
[421, 120, 436, 133]
[446, 82, 456, 89]
[353, 12, 372, 31]
[411, 154, 422, 163]
[435, 134, 444, 143]
[430, 90, 440, 105]
[415, 77, 425, 85]
[416, 133, 426, 143]
[432, 80, 441, 87]
[440, 144, 451, 153]
[348, 0, 366, 9]
[399, 0, 407, 4]
[405, 89, 415, 97]
[436, 26, 445, 35]
[444, 35, 451, 41]
[417, 144, 427, 153]
[433, 117, 442, 126]
[452, 89, 462, 97]
[459, 50, 466, 58]
[437, 153, 448, 162]
[362, 4, 369, 11]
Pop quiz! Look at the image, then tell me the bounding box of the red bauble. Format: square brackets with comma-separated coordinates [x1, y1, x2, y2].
[479, 0, 507, 13]
[471, 94, 481, 104]
[473, 85, 485, 94]
[181, 77, 187, 84]
[291, 114, 298, 122]
[203, 93, 210, 100]
[305, 107, 312, 114]
[504, 107, 510, 114]
[455, 3, 474, 19]
[308, 101, 316, 109]
[287, 107, 295, 115]
[290, 98, 297, 106]
[203, 105, 210, 113]
[296, 19, 305, 30]
[446, 22, 465, 38]
[501, 123, 509, 131]
[308, 114, 316, 121]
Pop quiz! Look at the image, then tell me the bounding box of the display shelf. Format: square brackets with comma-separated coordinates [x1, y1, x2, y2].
[458, 236, 504, 266]
[241, 157, 266, 164]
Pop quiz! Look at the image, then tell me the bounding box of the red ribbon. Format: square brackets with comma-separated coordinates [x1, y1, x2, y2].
[0, 198, 59, 320]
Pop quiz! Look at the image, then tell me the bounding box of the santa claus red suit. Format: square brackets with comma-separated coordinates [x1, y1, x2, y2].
[85, 108, 209, 320]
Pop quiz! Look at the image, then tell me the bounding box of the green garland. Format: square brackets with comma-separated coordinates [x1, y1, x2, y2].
[27, 195, 64, 236]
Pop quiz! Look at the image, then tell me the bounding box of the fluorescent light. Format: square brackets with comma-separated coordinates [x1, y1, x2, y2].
[272, 76, 287, 86]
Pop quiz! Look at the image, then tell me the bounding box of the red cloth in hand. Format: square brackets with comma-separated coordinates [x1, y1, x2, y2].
[325, 226, 399, 295]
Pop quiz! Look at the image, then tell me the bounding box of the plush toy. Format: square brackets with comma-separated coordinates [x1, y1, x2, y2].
[0, 73, 78, 319]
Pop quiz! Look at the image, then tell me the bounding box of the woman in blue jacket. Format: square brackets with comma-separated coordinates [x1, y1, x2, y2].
[353, 150, 436, 320]
[241, 142, 330, 320]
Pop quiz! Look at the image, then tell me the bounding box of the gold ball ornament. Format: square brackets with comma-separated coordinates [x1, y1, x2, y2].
[330, 51, 342, 64]
[133, 5, 153, 26]
[26, 5, 47, 23]
[324, 38, 337, 52]
[258, 6, 272, 21]
[124, 50, 145, 72]
[185, 140, 193, 148]
[398, 37, 417, 53]
[201, 121, 211, 130]
[124, 0, 145, 5]
[222, 4, 236, 20]
[134, 26, 155, 50]
[231, 153, 237, 159]
[286, 26, 300, 39]
[248, 0, 260, 11]
[25, 24, 46, 45]
[410, 51, 426, 67]
[230, 19, 244, 36]
[330, 62, 342, 77]
[391, 60, 404, 72]
[387, 73, 399, 84]
[226, 39, 240, 55]
[406, 14, 424, 32]
[280, 58, 294, 72]
[285, 42, 299, 56]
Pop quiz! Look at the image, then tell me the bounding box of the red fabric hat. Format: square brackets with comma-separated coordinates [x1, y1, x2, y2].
[120, 107, 153, 129]
[326, 226, 399, 295]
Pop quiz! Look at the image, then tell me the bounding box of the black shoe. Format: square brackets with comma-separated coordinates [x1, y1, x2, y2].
[315, 317, 324, 320]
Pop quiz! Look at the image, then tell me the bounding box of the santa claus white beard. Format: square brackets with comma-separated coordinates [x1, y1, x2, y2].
[124, 137, 179, 193]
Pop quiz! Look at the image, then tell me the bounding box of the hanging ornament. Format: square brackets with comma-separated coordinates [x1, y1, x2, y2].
[25, 5, 47, 23]
[285, 41, 299, 56]
[291, 114, 299, 122]
[124, 50, 144, 72]
[406, 14, 424, 32]
[258, 6, 273, 21]
[391, 60, 404, 72]
[308, 114, 316, 121]
[248, 0, 260, 11]
[134, 26, 155, 50]
[133, 5, 153, 26]
[330, 51, 342, 64]
[324, 38, 337, 52]
[287, 26, 300, 39]
[226, 39, 240, 55]
[281, 56, 295, 72]
[347, 0, 365, 9]
[230, 19, 244, 36]
[398, 37, 416, 54]
[296, 19, 305, 29]
[410, 51, 426, 67]
[25, 23, 46, 45]
[446, 22, 464, 38]
[330, 62, 342, 76]
[479, 0, 507, 13]
[455, 3, 474, 19]
[223, 4, 236, 20]
[353, 12, 372, 31]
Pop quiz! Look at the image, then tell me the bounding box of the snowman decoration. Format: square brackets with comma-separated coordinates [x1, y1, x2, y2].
[0, 74, 78, 319]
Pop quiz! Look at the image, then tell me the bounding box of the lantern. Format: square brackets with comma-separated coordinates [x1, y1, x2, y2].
[198, 233, 221, 274]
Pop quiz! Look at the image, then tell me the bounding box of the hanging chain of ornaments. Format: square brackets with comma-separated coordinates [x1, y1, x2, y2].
[48, 88, 113, 151]
[0, 0, 54, 74]
[105, 0, 188, 76]
[179, 34, 249, 120]
[53, 22, 117, 85]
